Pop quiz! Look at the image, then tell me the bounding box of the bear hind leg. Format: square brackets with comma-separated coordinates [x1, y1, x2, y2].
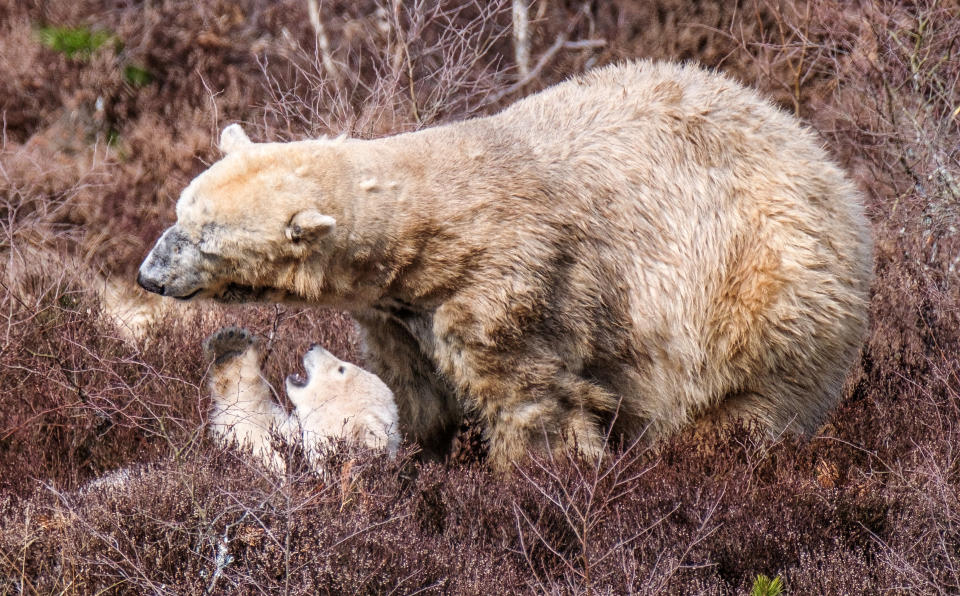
[465, 366, 613, 470]
[709, 388, 823, 437]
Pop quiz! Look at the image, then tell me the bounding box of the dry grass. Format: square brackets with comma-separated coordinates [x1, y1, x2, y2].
[1, 0, 958, 592]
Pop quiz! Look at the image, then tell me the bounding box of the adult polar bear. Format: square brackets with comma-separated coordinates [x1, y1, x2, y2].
[138, 61, 872, 467]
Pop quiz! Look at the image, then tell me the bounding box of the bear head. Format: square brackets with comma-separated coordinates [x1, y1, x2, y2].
[285, 343, 400, 453]
[137, 124, 348, 304]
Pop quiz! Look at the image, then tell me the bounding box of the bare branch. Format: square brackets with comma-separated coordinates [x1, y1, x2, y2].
[306, 0, 341, 84]
[512, 0, 531, 79]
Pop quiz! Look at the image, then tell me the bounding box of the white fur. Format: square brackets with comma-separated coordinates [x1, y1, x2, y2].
[219, 123, 252, 154]
[207, 346, 295, 473]
[206, 331, 399, 474]
[286, 345, 400, 462]
[143, 61, 873, 466]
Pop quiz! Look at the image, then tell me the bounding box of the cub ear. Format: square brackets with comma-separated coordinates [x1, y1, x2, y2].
[286, 210, 336, 242]
[219, 123, 252, 154]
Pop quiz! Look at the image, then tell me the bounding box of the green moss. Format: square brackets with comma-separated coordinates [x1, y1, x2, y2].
[123, 64, 153, 87]
[36, 25, 116, 59]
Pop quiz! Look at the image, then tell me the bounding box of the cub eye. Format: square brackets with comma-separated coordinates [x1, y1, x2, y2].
[338, 366, 345, 374]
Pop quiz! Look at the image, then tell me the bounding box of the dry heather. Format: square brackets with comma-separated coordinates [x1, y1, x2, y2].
[0, 0, 958, 593]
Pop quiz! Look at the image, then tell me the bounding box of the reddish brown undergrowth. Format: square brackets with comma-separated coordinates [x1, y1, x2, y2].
[1, 0, 958, 593]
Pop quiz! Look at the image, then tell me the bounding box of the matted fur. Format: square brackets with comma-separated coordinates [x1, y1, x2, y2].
[141, 61, 873, 467]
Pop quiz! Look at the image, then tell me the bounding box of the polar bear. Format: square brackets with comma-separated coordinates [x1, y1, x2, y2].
[203, 327, 398, 472]
[140, 61, 873, 468]
[284, 339, 401, 461]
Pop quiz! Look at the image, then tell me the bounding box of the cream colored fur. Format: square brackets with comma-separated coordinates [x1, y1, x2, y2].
[204, 328, 294, 472]
[286, 344, 400, 462]
[99, 277, 206, 343]
[142, 61, 874, 468]
[203, 327, 398, 473]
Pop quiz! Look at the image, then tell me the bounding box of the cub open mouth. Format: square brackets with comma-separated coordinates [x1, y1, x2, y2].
[286, 372, 308, 388]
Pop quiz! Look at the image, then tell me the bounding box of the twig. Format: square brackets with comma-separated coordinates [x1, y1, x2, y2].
[513, 0, 531, 78]
[392, 0, 420, 123]
[197, 71, 223, 155]
[486, 33, 567, 104]
[306, 0, 341, 84]
[563, 39, 605, 50]
[487, 8, 600, 105]
[260, 304, 284, 368]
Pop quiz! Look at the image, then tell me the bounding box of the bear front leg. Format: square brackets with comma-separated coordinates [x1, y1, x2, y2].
[354, 311, 461, 459]
[203, 327, 292, 472]
[433, 307, 616, 469]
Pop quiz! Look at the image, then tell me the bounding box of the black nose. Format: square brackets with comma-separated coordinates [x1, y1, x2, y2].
[309, 343, 320, 351]
[137, 271, 164, 295]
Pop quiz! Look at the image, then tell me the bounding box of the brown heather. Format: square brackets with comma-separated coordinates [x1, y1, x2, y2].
[0, 0, 957, 593]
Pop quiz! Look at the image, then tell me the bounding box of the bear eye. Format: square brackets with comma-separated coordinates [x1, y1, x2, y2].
[338, 365, 345, 374]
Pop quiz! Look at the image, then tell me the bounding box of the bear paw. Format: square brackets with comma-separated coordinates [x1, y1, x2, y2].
[203, 326, 257, 364]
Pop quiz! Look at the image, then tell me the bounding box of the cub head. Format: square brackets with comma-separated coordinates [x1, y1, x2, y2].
[284, 344, 393, 410]
[284, 343, 399, 452]
[137, 124, 346, 304]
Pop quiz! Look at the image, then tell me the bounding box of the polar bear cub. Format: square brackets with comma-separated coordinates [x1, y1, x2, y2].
[284, 342, 401, 461]
[203, 327, 399, 473]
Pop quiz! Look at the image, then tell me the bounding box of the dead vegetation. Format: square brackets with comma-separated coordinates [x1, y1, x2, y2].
[1, 0, 958, 592]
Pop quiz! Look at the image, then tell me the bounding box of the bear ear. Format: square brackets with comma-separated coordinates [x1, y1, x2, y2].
[219, 123, 252, 154]
[286, 210, 336, 243]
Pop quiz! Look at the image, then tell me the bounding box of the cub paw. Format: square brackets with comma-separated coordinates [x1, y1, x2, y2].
[203, 326, 257, 364]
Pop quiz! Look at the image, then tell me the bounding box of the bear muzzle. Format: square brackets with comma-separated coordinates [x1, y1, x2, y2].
[136, 267, 204, 300]
[137, 226, 209, 300]
[136, 271, 165, 296]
